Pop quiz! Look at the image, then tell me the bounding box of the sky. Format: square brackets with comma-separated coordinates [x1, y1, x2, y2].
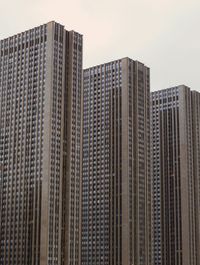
[0, 0, 199, 91]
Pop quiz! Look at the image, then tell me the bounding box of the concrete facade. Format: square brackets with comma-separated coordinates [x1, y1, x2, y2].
[0, 21, 82, 265]
[81, 58, 151, 265]
[151, 86, 200, 265]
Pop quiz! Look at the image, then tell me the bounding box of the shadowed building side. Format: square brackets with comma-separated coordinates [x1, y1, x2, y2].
[151, 86, 200, 265]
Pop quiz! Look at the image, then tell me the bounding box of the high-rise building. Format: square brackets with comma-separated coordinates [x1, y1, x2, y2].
[151, 85, 200, 265]
[0, 21, 82, 265]
[81, 58, 151, 265]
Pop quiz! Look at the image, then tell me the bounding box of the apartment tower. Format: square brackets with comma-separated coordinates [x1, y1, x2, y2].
[0, 21, 82, 265]
[81, 58, 151, 265]
[151, 85, 200, 265]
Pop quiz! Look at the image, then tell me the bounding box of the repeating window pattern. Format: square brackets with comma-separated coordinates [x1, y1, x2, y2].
[47, 23, 64, 265]
[64, 31, 82, 265]
[0, 22, 83, 265]
[151, 86, 200, 265]
[151, 88, 180, 265]
[81, 58, 151, 265]
[0, 24, 47, 265]
[128, 63, 151, 265]
[82, 62, 116, 265]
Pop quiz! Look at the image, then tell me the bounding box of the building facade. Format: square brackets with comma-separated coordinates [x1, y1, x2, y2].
[81, 58, 151, 265]
[151, 85, 200, 265]
[0, 21, 82, 265]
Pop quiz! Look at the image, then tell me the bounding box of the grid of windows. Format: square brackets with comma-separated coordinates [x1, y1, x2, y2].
[82, 62, 118, 265]
[151, 87, 180, 265]
[151, 86, 200, 265]
[0, 22, 83, 265]
[0, 24, 47, 265]
[82, 58, 151, 265]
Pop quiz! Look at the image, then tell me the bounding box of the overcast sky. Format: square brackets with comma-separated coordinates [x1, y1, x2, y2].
[0, 0, 199, 91]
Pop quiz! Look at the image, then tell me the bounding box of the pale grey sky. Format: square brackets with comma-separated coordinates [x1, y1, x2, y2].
[0, 0, 199, 91]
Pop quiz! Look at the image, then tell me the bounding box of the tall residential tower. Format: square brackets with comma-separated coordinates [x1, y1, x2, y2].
[151, 85, 200, 265]
[0, 21, 82, 265]
[81, 58, 151, 265]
